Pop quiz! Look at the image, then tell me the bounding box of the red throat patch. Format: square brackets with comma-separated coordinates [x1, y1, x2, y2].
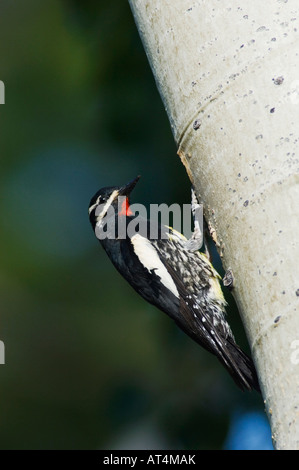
[119, 197, 133, 216]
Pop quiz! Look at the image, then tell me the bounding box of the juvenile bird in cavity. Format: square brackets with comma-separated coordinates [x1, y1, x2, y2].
[88, 176, 260, 392]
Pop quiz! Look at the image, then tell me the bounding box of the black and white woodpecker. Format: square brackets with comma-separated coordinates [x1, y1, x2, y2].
[88, 176, 260, 392]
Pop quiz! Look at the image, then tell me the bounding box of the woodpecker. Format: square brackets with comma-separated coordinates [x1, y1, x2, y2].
[88, 176, 260, 392]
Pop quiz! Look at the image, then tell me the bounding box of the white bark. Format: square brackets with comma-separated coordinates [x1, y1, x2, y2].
[129, 0, 299, 450]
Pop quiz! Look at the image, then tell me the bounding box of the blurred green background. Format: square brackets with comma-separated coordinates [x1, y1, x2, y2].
[0, 0, 271, 449]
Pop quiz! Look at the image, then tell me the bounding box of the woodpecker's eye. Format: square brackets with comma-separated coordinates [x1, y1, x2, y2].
[97, 195, 108, 205]
[99, 195, 110, 204]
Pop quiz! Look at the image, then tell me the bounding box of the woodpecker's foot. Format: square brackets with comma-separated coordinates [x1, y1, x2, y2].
[184, 187, 203, 252]
[223, 267, 234, 290]
[191, 187, 199, 214]
[184, 227, 203, 252]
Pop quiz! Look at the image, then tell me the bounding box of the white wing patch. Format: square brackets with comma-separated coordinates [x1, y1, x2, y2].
[131, 234, 179, 298]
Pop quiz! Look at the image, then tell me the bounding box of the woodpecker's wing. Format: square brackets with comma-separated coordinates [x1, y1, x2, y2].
[162, 258, 259, 391]
[151, 229, 260, 392]
[152, 227, 231, 338]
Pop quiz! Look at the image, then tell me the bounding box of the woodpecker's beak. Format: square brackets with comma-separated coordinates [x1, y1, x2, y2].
[119, 175, 140, 196]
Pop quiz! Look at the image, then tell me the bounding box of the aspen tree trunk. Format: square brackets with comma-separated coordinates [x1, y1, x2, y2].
[129, 0, 299, 450]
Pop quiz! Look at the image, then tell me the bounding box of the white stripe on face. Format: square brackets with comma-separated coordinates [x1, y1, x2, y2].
[94, 190, 119, 221]
[131, 233, 179, 298]
[88, 201, 98, 215]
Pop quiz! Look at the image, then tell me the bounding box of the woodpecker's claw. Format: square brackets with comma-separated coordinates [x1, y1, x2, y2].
[191, 187, 199, 212]
[184, 187, 203, 252]
[223, 267, 234, 290]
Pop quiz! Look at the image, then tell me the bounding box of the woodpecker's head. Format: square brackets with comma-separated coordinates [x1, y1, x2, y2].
[88, 175, 140, 228]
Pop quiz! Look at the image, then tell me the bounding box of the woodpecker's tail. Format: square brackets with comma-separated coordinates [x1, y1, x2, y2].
[222, 338, 260, 392]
